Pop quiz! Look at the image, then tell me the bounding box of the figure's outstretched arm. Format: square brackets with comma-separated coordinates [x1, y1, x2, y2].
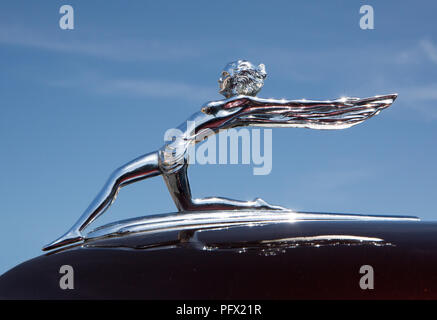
[203, 94, 397, 130]
[162, 164, 285, 212]
[245, 94, 397, 129]
[43, 151, 161, 251]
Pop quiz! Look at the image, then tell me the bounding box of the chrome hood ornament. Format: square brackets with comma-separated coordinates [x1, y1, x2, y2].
[43, 60, 399, 251]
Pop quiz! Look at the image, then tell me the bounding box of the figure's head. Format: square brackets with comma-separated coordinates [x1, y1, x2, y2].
[218, 60, 267, 99]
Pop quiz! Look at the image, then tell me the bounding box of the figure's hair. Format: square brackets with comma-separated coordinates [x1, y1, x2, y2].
[220, 60, 267, 98]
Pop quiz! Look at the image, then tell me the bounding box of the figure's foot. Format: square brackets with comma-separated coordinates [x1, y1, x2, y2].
[253, 198, 287, 211]
[189, 196, 288, 212]
[42, 230, 83, 251]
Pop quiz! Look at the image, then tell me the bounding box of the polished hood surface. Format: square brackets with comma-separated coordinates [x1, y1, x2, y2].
[0, 211, 435, 299]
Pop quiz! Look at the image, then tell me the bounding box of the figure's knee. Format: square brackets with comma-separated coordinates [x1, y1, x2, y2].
[174, 197, 196, 212]
[111, 166, 127, 181]
[103, 166, 126, 192]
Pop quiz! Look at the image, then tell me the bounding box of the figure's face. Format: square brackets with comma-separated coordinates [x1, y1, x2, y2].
[218, 67, 233, 98]
[218, 60, 266, 98]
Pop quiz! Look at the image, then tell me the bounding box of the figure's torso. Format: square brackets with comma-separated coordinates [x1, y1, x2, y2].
[157, 96, 257, 174]
[158, 107, 218, 174]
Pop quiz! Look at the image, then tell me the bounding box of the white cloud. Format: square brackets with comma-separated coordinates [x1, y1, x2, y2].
[0, 25, 200, 62]
[305, 169, 371, 191]
[402, 83, 437, 101]
[420, 39, 437, 64]
[100, 79, 217, 102]
[47, 72, 218, 102]
[393, 83, 437, 119]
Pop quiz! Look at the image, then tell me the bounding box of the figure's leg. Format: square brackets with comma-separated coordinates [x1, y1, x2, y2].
[162, 165, 286, 212]
[162, 164, 194, 211]
[43, 151, 161, 251]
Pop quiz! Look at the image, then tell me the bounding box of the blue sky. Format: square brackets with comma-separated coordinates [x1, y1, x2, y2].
[1, 0, 436, 275]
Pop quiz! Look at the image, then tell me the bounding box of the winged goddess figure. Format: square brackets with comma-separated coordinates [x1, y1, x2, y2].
[43, 60, 397, 251]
